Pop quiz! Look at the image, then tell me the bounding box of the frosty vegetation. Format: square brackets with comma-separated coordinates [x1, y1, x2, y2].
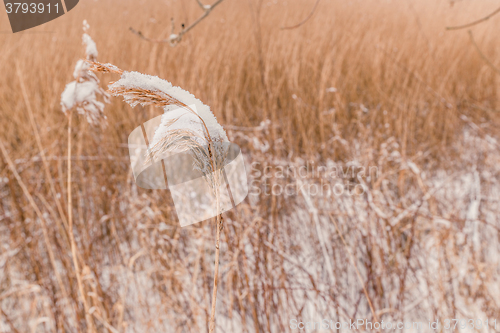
[60, 21, 109, 126]
[93, 64, 229, 185]
[1, 1, 499, 332]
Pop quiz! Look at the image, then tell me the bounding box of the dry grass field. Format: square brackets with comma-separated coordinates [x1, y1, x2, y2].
[0, 0, 500, 332]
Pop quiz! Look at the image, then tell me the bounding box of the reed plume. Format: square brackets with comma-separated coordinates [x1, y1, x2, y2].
[61, 22, 109, 127]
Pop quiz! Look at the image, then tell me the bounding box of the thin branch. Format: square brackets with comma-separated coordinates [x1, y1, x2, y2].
[130, 0, 226, 46]
[328, 214, 380, 326]
[468, 30, 500, 76]
[195, 0, 209, 10]
[446, 5, 500, 30]
[129, 27, 169, 43]
[281, 0, 320, 30]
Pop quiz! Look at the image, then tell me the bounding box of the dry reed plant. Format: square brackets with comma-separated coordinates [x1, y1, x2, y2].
[88, 60, 229, 332]
[60, 21, 109, 333]
[0, 0, 499, 332]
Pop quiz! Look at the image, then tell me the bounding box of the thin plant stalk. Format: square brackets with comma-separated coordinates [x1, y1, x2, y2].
[67, 111, 95, 333]
[0, 140, 70, 326]
[16, 64, 69, 229]
[328, 214, 379, 326]
[87, 61, 228, 332]
[15, 64, 83, 332]
[209, 183, 222, 333]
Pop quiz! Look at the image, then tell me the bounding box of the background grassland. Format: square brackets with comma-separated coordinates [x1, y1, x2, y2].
[1, 0, 499, 159]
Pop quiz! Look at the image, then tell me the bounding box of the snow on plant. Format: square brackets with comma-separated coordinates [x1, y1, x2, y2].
[61, 20, 109, 126]
[89, 62, 229, 192]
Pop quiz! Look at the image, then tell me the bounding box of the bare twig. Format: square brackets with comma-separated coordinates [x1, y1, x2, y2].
[281, 0, 320, 30]
[446, 5, 500, 30]
[468, 30, 500, 76]
[328, 214, 380, 326]
[195, 0, 210, 10]
[129, 27, 167, 43]
[130, 0, 226, 46]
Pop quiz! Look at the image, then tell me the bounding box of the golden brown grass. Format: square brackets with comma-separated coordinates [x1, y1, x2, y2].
[1, 0, 499, 156]
[1, 0, 500, 332]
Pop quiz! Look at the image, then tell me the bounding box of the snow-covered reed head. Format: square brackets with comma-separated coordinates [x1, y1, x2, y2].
[89, 61, 229, 192]
[61, 20, 109, 126]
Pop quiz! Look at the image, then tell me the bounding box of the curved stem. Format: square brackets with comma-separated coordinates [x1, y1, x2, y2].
[209, 173, 222, 333]
[468, 30, 500, 75]
[446, 5, 500, 30]
[281, 0, 321, 30]
[209, 213, 222, 333]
